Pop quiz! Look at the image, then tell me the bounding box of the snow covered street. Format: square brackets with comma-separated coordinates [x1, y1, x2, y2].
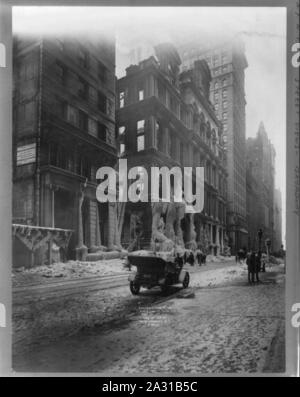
[13, 260, 285, 374]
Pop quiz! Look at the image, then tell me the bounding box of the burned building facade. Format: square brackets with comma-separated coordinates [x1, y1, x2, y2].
[178, 37, 248, 254]
[116, 43, 228, 255]
[13, 35, 117, 264]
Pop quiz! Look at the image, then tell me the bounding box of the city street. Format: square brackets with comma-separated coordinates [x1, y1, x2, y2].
[13, 261, 285, 374]
[5, 7, 290, 379]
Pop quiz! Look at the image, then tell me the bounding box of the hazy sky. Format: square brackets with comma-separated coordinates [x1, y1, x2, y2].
[13, 6, 287, 241]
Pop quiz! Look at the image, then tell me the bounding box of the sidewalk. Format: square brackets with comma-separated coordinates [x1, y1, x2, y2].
[12, 255, 236, 288]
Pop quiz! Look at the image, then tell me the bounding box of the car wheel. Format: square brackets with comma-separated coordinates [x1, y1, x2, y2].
[130, 281, 140, 295]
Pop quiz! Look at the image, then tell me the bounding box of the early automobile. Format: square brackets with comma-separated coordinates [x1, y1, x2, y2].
[127, 251, 190, 295]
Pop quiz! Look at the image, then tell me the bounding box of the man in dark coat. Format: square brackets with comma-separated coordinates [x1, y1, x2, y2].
[255, 252, 261, 282]
[246, 251, 256, 284]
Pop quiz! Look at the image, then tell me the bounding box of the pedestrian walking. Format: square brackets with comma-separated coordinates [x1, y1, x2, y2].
[175, 253, 184, 270]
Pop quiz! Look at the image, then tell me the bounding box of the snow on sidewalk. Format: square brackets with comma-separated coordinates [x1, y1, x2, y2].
[13, 258, 129, 287]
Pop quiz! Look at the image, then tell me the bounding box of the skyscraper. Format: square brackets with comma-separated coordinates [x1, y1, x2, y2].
[246, 122, 276, 250]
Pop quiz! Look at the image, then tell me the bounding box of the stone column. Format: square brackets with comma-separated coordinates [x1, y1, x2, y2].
[185, 213, 197, 250]
[107, 202, 115, 250]
[51, 188, 55, 228]
[216, 225, 220, 255]
[95, 204, 101, 247]
[107, 202, 123, 251]
[89, 201, 101, 253]
[209, 223, 213, 254]
[220, 228, 224, 254]
[75, 183, 88, 261]
[148, 74, 157, 97]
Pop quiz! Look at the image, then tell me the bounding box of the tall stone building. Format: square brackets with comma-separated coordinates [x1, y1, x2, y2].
[273, 188, 283, 252]
[116, 43, 227, 255]
[246, 122, 276, 251]
[246, 165, 261, 251]
[178, 36, 248, 253]
[12, 34, 117, 261]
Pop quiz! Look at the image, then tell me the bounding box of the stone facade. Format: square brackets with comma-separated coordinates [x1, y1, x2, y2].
[273, 189, 283, 252]
[116, 43, 227, 255]
[178, 36, 248, 253]
[246, 122, 276, 252]
[13, 35, 117, 262]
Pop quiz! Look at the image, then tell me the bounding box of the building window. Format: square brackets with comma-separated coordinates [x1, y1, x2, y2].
[138, 88, 144, 101]
[18, 101, 35, 123]
[213, 55, 219, 67]
[66, 105, 79, 126]
[78, 78, 88, 99]
[98, 123, 107, 141]
[215, 103, 219, 111]
[56, 39, 64, 51]
[20, 62, 36, 81]
[137, 135, 145, 151]
[137, 120, 145, 151]
[158, 82, 166, 104]
[82, 158, 91, 180]
[222, 65, 228, 73]
[222, 89, 228, 98]
[98, 61, 107, 82]
[156, 121, 163, 150]
[223, 123, 228, 132]
[78, 48, 89, 69]
[221, 52, 228, 63]
[118, 126, 125, 136]
[222, 78, 227, 87]
[223, 100, 228, 109]
[79, 110, 88, 131]
[222, 112, 228, 120]
[120, 143, 125, 155]
[98, 91, 107, 113]
[106, 98, 113, 117]
[89, 86, 98, 103]
[137, 119, 145, 134]
[57, 147, 67, 169]
[214, 92, 219, 102]
[138, 82, 144, 101]
[88, 118, 98, 137]
[214, 81, 219, 90]
[119, 91, 125, 108]
[55, 62, 66, 85]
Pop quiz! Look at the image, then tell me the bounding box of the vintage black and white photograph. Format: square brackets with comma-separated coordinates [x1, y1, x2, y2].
[8, 5, 289, 374]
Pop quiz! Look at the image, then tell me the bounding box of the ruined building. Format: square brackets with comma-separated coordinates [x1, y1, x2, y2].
[12, 34, 117, 265]
[116, 43, 228, 255]
[178, 36, 248, 253]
